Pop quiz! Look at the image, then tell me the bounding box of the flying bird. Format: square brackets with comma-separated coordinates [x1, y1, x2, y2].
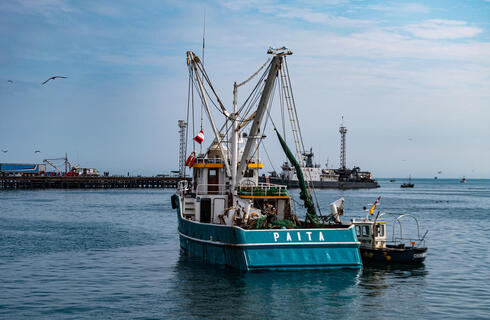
[42, 76, 67, 85]
[1, 149, 7, 153]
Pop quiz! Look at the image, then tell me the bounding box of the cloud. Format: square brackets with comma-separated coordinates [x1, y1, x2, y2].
[218, 0, 373, 27]
[263, 5, 373, 27]
[405, 19, 482, 39]
[0, 0, 74, 15]
[85, 2, 122, 17]
[217, 0, 275, 11]
[368, 2, 430, 14]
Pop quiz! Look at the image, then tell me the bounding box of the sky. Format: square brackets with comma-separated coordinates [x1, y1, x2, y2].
[0, 0, 489, 178]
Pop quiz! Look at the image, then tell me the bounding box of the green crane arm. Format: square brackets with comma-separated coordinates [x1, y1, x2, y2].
[275, 129, 317, 223]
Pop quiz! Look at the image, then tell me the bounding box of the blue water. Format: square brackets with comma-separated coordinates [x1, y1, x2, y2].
[1, 179, 489, 319]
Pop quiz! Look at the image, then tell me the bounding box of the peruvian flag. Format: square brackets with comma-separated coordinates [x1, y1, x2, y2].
[193, 129, 204, 144]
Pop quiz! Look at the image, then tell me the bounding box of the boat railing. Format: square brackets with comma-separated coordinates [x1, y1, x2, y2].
[194, 157, 223, 164]
[237, 182, 288, 197]
[196, 184, 227, 195]
[376, 212, 428, 248]
[178, 180, 189, 193]
[391, 237, 426, 248]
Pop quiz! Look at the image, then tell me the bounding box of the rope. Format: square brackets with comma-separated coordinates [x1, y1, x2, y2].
[237, 58, 271, 88]
[261, 143, 276, 174]
[185, 69, 192, 178]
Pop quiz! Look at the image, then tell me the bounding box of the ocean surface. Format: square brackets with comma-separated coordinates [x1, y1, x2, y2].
[1, 179, 489, 319]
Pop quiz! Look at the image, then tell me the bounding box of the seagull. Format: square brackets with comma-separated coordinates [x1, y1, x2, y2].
[42, 76, 67, 85]
[1, 149, 7, 153]
[34, 150, 41, 153]
[7, 80, 13, 83]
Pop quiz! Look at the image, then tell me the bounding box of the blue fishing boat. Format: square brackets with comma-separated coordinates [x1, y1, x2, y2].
[171, 48, 361, 271]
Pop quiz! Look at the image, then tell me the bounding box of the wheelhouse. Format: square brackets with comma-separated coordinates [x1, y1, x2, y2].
[353, 220, 387, 249]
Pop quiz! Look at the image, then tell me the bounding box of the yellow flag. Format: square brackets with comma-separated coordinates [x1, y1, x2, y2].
[369, 204, 376, 215]
[369, 196, 381, 215]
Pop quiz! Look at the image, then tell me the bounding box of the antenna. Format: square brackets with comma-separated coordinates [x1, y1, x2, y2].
[199, 8, 206, 155]
[202, 9, 206, 63]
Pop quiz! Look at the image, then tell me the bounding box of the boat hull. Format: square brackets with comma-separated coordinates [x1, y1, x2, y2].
[261, 177, 379, 189]
[176, 196, 362, 271]
[360, 247, 427, 264]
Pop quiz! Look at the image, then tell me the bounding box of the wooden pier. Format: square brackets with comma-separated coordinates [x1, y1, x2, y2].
[0, 176, 190, 190]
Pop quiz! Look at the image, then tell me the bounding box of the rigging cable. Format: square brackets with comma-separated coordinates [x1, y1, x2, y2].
[191, 69, 196, 153]
[283, 56, 323, 215]
[248, 77, 278, 163]
[261, 143, 277, 175]
[185, 68, 192, 178]
[237, 58, 271, 88]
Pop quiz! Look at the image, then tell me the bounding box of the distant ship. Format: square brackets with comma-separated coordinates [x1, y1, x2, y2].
[261, 122, 379, 189]
[263, 150, 379, 189]
[401, 175, 414, 188]
[460, 177, 467, 183]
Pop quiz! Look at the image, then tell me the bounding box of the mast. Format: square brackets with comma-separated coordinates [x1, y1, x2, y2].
[231, 82, 238, 191]
[237, 54, 282, 182]
[187, 51, 232, 178]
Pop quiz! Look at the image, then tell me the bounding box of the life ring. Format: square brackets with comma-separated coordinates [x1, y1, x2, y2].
[187, 156, 196, 168]
[185, 153, 196, 167]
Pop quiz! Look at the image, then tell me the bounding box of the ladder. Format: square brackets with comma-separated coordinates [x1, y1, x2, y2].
[183, 197, 196, 220]
[279, 65, 305, 167]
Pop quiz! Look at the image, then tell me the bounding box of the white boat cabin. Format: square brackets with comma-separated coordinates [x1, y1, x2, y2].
[352, 219, 387, 249]
[182, 137, 292, 227]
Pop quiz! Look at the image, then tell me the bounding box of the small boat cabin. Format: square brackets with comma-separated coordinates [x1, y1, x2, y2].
[352, 219, 387, 249]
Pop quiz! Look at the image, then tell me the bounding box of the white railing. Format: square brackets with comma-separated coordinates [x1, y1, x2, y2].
[194, 157, 223, 164]
[196, 184, 228, 195]
[237, 182, 288, 197]
[178, 180, 188, 193]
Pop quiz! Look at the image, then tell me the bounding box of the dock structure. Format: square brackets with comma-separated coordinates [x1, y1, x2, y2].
[0, 176, 190, 190]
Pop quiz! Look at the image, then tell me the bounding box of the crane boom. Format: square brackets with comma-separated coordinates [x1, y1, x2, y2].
[236, 55, 282, 182]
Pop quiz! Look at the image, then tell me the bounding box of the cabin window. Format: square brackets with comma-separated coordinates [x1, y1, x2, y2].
[355, 226, 361, 237]
[362, 225, 370, 236]
[244, 169, 254, 178]
[379, 225, 385, 237]
[209, 169, 217, 177]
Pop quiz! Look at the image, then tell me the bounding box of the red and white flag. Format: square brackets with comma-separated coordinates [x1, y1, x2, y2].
[193, 129, 204, 144]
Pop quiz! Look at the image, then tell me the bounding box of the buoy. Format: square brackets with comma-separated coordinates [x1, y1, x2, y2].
[188, 156, 196, 168]
[185, 152, 196, 168]
[185, 153, 195, 166]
